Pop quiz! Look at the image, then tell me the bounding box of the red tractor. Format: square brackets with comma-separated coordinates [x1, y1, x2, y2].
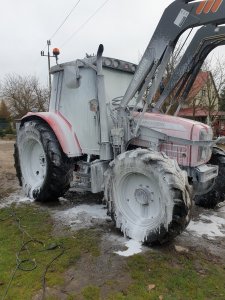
[15, 0, 225, 243]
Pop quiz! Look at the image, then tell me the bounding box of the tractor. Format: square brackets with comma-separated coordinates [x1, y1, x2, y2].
[15, 0, 225, 244]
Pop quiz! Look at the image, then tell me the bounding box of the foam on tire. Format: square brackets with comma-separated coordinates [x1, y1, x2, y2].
[15, 120, 73, 202]
[104, 148, 192, 244]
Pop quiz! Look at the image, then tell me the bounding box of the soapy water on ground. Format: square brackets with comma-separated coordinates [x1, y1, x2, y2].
[52, 199, 225, 255]
[1, 191, 225, 257]
[115, 240, 143, 257]
[53, 203, 110, 227]
[0, 193, 32, 209]
[188, 213, 225, 239]
[53, 202, 146, 256]
[34, 195, 225, 241]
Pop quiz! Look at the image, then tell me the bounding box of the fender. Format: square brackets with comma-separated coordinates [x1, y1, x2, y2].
[21, 112, 82, 157]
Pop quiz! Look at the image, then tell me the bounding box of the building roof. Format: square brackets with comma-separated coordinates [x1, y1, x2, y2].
[187, 71, 210, 99]
[178, 107, 225, 117]
[178, 70, 223, 118]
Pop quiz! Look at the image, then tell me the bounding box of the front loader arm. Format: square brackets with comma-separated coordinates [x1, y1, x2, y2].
[174, 37, 225, 115]
[120, 0, 225, 110]
[153, 24, 225, 113]
[173, 28, 225, 115]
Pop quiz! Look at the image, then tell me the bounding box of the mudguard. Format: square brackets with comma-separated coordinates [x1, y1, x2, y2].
[20, 112, 82, 157]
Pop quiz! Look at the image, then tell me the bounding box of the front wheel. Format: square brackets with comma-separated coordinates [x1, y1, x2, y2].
[15, 120, 73, 202]
[104, 149, 192, 244]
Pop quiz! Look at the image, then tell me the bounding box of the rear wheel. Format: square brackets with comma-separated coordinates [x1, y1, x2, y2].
[15, 120, 73, 202]
[195, 147, 225, 208]
[104, 149, 192, 244]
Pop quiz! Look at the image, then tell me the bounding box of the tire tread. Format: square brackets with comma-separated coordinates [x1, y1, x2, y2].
[105, 148, 192, 244]
[15, 120, 73, 202]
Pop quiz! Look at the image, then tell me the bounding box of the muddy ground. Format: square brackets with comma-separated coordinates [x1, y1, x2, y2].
[1, 140, 225, 299]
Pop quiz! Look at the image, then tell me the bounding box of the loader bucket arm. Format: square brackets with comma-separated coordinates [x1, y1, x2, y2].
[172, 29, 225, 115]
[174, 36, 225, 115]
[153, 24, 225, 112]
[120, 0, 225, 110]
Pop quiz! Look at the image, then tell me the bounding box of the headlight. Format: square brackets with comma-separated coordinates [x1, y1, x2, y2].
[198, 128, 213, 162]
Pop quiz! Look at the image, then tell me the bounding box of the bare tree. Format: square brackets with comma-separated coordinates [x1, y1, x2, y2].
[151, 42, 183, 110]
[0, 74, 49, 119]
[0, 100, 11, 132]
[185, 57, 225, 124]
[220, 85, 225, 111]
[0, 100, 11, 120]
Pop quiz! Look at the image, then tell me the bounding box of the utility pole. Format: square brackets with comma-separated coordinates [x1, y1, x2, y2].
[41, 40, 60, 94]
[47, 40, 51, 91]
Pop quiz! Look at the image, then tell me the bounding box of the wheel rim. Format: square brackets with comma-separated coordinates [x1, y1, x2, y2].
[21, 138, 47, 193]
[116, 172, 164, 229]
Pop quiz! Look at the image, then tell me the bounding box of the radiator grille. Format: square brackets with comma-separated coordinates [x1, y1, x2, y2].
[160, 142, 190, 166]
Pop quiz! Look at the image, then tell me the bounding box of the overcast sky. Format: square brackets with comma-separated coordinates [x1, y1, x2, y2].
[0, 0, 172, 83]
[0, 0, 224, 86]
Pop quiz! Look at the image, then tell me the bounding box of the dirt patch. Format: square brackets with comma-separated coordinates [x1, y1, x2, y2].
[63, 238, 132, 299]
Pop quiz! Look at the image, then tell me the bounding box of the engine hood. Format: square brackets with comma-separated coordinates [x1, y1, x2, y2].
[136, 112, 212, 141]
[132, 112, 213, 167]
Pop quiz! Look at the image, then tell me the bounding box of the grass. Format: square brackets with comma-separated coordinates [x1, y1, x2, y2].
[82, 285, 101, 300]
[106, 252, 225, 300]
[0, 204, 101, 300]
[1, 203, 225, 300]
